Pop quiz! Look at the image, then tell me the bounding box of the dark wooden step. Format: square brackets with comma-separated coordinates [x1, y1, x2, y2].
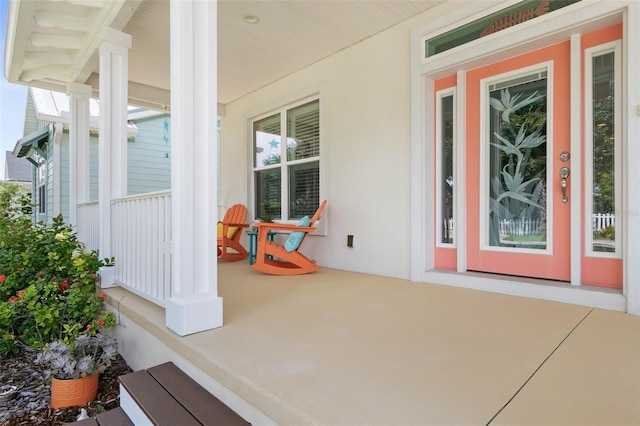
[65, 407, 133, 425]
[119, 361, 250, 426]
[146, 362, 249, 426]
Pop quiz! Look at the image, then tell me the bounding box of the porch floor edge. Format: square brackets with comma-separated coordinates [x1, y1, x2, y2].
[102, 286, 313, 426]
[424, 269, 627, 312]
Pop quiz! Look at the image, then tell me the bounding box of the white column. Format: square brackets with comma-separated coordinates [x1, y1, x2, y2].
[455, 70, 466, 273]
[67, 83, 92, 226]
[166, 0, 221, 335]
[52, 122, 63, 218]
[624, 1, 640, 315]
[569, 34, 582, 286]
[98, 28, 131, 261]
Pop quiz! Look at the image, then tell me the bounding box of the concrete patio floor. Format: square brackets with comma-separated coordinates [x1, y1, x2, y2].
[105, 261, 640, 425]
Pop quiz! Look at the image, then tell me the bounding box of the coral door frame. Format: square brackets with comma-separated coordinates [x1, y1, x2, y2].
[410, 0, 640, 314]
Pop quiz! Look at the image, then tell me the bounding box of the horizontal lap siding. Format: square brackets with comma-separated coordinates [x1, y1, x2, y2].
[127, 115, 172, 195]
[90, 134, 99, 201]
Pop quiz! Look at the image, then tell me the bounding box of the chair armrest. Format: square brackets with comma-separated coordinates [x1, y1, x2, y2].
[225, 223, 249, 228]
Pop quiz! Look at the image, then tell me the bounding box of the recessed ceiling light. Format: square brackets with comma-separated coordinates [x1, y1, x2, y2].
[244, 15, 260, 24]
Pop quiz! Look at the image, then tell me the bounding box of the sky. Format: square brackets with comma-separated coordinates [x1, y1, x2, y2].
[0, 0, 28, 179]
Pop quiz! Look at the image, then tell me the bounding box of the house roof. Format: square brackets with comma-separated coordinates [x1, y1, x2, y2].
[3, 0, 445, 109]
[4, 151, 33, 182]
[28, 87, 158, 138]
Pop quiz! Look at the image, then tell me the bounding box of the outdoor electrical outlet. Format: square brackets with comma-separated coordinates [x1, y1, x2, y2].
[347, 235, 354, 247]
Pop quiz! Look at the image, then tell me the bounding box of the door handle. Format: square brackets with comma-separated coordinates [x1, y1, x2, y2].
[559, 167, 570, 203]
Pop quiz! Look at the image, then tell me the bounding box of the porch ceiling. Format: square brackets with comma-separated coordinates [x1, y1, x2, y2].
[4, 0, 444, 110]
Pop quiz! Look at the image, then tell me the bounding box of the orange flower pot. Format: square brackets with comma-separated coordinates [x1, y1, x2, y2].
[50, 375, 99, 409]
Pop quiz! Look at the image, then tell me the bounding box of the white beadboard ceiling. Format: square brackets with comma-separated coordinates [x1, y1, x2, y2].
[5, 0, 445, 109]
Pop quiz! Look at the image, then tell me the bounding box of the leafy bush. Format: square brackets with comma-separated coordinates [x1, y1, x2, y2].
[0, 214, 115, 354]
[0, 182, 31, 217]
[594, 225, 615, 240]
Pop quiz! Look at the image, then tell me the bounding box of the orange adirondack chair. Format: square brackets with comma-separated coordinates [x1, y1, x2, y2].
[252, 200, 327, 275]
[217, 204, 250, 262]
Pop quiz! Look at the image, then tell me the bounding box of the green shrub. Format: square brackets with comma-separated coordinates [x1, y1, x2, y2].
[0, 214, 115, 354]
[0, 182, 31, 217]
[594, 225, 615, 240]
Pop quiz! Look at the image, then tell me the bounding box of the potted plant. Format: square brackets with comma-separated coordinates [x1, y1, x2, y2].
[98, 256, 116, 289]
[36, 333, 118, 408]
[252, 214, 274, 232]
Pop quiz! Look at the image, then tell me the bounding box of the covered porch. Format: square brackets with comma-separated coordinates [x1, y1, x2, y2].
[105, 261, 640, 425]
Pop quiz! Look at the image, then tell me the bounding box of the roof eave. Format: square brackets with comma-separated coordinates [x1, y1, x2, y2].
[4, 0, 35, 84]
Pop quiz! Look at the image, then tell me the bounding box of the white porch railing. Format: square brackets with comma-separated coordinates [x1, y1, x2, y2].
[112, 190, 172, 306]
[77, 201, 99, 252]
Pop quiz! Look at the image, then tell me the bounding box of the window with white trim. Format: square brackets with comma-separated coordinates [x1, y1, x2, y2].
[585, 42, 621, 257]
[253, 98, 320, 220]
[436, 89, 455, 246]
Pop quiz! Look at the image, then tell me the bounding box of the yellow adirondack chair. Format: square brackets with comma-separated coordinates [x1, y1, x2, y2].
[252, 200, 327, 275]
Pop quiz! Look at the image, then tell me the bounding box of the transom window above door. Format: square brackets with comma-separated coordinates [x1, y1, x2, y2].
[252, 98, 321, 221]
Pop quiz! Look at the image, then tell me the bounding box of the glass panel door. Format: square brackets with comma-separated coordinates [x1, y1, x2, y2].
[466, 41, 571, 281]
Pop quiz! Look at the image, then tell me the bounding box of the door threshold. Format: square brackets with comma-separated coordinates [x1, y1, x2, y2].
[423, 269, 626, 312]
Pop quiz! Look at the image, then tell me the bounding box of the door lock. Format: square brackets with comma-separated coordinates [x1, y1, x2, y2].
[559, 166, 570, 203]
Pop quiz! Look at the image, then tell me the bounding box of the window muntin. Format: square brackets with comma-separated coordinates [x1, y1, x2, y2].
[253, 99, 320, 220]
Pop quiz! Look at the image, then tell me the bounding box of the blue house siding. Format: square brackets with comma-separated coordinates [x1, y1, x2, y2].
[127, 115, 171, 195]
[23, 94, 38, 136]
[18, 89, 171, 223]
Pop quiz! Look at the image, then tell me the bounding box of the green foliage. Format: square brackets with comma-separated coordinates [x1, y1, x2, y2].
[0, 183, 32, 217]
[592, 96, 615, 213]
[594, 225, 615, 240]
[0, 214, 115, 354]
[258, 214, 274, 223]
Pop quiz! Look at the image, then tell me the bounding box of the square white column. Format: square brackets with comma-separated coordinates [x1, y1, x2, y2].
[166, 0, 221, 335]
[67, 82, 92, 226]
[98, 28, 131, 261]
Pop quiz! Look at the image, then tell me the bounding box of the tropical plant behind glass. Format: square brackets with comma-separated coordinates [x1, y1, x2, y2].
[489, 87, 547, 247]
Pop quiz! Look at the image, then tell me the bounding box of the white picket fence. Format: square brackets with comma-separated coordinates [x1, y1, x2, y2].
[498, 214, 615, 236]
[441, 213, 616, 238]
[592, 213, 615, 231]
[499, 218, 542, 236]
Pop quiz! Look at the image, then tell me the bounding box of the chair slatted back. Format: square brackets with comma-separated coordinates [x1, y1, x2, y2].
[309, 200, 327, 227]
[224, 204, 247, 227]
[298, 200, 327, 250]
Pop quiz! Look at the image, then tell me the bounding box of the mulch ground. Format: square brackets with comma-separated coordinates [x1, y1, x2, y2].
[0, 346, 133, 425]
